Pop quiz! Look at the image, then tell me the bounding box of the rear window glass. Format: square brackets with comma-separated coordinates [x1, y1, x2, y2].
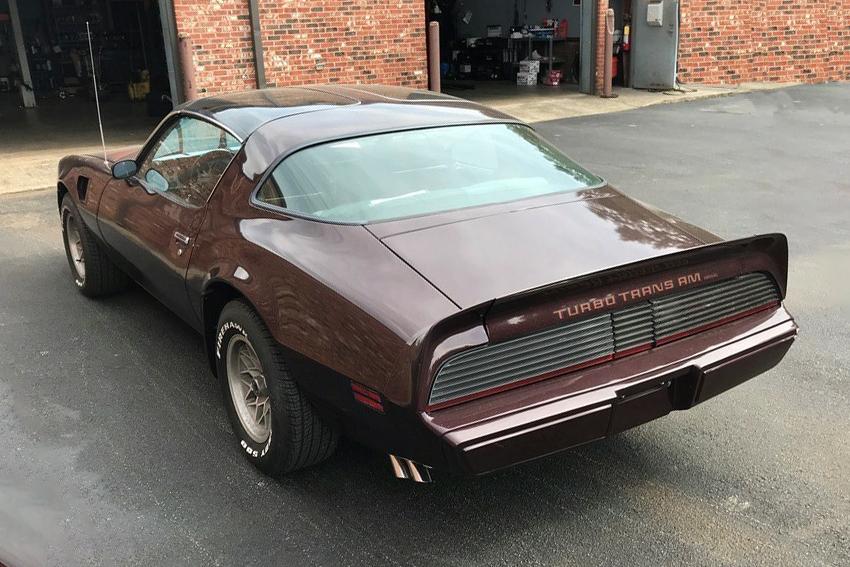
[255, 123, 602, 223]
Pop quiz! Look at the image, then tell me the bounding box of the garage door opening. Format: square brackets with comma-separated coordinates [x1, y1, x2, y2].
[427, 1, 677, 112]
[0, 0, 175, 164]
[428, 0, 591, 95]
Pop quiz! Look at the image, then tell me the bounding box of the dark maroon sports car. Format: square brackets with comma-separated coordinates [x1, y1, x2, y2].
[57, 85, 797, 482]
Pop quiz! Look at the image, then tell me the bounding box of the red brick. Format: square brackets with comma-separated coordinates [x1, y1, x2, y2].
[678, 0, 850, 84]
[173, 0, 427, 94]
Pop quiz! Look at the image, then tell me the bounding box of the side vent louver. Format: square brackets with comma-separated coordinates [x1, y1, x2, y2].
[76, 176, 89, 202]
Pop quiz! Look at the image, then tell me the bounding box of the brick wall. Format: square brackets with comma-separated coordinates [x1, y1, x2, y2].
[172, 1, 850, 96]
[678, 0, 850, 84]
[173, 0, 427, 96]
[173, 0, 257, 94]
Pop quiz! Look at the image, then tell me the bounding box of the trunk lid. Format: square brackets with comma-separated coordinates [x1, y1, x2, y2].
[374, 193, 707, 310]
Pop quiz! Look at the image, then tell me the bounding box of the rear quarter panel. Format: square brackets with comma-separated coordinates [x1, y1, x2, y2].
[187, 151, 459, 407]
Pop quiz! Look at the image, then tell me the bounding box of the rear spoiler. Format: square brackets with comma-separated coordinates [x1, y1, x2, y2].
[483, 234, 789, 343]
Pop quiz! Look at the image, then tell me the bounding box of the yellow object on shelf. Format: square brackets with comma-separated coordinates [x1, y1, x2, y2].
[128, 70, 151, 101]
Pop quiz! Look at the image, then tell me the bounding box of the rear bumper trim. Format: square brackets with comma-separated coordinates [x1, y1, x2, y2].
[439, 316, 797, 475]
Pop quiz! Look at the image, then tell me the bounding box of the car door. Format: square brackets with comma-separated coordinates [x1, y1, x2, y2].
[98, 114, 240, 326]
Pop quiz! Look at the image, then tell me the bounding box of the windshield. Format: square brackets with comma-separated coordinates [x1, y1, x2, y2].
[255, 123, 603, 223]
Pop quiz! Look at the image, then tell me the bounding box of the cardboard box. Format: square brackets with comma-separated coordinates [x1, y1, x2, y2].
[516, 71, 538, 86]
[519, 59, 541, 74]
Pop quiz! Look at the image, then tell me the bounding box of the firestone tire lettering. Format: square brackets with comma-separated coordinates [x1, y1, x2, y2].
[216, 321, 246, 359]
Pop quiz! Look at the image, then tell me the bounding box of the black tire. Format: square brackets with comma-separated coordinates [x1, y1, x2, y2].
[216, 300, 338, 476]
[60, 194, 129, 297]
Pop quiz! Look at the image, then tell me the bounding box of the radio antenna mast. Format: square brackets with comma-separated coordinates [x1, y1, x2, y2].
[86, 21, 108, 168]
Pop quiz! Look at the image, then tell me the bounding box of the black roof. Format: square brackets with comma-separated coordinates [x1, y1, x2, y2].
[177, 84, 515, 140]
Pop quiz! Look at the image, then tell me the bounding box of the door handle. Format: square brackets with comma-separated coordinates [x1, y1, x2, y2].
[174, 231, 191, 245]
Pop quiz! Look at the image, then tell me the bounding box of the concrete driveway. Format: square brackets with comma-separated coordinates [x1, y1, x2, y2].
[0, 98, 159, 196]
[0, 83, 848, 566]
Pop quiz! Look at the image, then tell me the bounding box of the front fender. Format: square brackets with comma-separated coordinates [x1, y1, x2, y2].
[57, 155, 113, 237]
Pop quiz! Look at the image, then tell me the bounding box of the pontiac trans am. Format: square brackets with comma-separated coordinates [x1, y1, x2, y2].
[57, 85, 797, 482]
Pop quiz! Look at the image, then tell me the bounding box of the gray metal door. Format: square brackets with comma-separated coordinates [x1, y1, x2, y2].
[631, 0, 679, 90]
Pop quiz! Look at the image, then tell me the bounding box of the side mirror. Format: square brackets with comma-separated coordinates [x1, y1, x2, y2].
[144, 169, 169, 192]
[112, 159, 138, 180]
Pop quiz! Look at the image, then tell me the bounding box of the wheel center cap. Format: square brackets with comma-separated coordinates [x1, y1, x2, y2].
[251, 378, 268, 399]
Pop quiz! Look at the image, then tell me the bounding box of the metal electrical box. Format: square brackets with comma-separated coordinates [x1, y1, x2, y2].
[632, 0, 679, 90]
[646, 2, 664, 26]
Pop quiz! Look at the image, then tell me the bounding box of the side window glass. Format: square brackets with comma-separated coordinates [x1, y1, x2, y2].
[137, 117, 240, 208]
[256, 177, 287, 208]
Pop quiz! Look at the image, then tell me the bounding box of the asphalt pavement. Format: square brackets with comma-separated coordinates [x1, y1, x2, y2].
[1, 83, 848, 566]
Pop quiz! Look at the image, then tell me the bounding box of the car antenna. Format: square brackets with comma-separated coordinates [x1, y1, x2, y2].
[86, 21, 109, 168]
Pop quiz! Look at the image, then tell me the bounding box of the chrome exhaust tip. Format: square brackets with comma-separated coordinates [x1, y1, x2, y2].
[389, 454, 433, 483]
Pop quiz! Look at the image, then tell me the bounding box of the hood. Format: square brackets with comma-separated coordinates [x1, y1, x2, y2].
[371, 192, 707, 309]
[105, 145, 142, 163]
[85, 145, 142, 164]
